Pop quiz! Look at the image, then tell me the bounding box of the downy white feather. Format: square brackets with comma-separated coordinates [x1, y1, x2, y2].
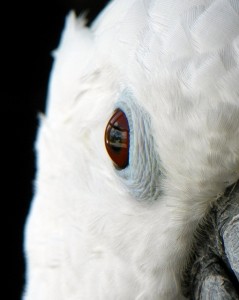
[24, 0, 239, 299]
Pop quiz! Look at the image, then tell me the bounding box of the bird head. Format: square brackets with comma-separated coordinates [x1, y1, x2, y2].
[24, 1, 239, 299]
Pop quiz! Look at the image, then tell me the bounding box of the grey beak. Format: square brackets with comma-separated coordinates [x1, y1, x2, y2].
[182, 180, 239, 299]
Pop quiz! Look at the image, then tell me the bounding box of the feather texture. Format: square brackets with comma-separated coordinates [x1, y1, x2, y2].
[24, 1, 239, 299]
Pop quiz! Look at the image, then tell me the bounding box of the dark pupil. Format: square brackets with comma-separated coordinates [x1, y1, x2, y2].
[109, 126, 126, 152]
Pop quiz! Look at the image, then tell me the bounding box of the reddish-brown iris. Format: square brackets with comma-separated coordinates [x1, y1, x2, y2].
[105, 109, 130, 169]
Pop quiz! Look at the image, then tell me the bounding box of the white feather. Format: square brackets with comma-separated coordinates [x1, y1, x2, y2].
[24, 1, 239, 299]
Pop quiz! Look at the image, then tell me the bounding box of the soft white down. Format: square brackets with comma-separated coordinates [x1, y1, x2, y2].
[23, 0, 239, 299]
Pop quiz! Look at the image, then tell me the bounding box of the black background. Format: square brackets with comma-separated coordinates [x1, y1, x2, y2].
[4, 1, 109, 299]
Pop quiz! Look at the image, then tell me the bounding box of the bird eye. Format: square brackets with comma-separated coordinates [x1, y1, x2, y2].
[105, 109, 130, 169]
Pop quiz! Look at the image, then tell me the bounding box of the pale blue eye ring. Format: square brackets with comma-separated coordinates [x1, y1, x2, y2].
[114, 90, 162, 202]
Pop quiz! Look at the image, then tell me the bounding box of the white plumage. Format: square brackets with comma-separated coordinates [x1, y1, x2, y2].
[24, 0, 239, 299]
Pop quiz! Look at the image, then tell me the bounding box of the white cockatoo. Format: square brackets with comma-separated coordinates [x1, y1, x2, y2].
[23, 0, 239, 299]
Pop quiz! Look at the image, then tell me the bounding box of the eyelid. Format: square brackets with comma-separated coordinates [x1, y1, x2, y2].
[112, 92, 162, 202]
